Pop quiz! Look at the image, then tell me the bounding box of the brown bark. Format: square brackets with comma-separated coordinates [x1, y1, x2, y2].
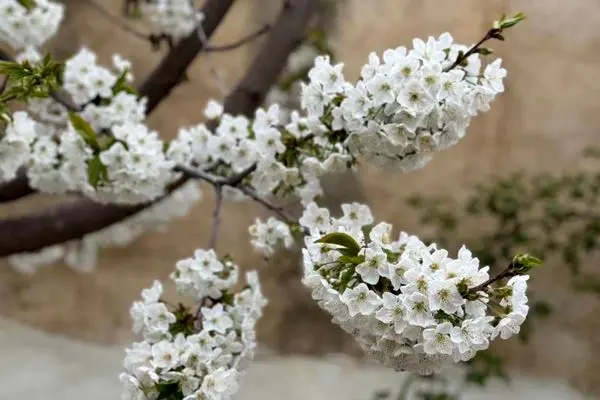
[0, 0, 318, 257]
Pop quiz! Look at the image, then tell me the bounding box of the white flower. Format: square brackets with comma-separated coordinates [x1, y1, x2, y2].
[341, 283, 382, 317]
[482, 59, 507, 93]
[423, 322, 454, 355]
[397, 80, 435, 115]
[427, 279, 464, 314]
[340, 202, 373, 229]
[308, 55, 345, 94]
[375, 292, 408, 334]
[201, 304, 234, 334]
[198, 367, 239, 400]
[450, 317, 493, 355]
[204, 99, 224, 119]
[299, 202, 331, 233]
[503, 275, 529, 312]
[356, 246, 387, 285]
[404, 292, 435, 327]
[151, 340, 179, 370]
[492, 310, 527, 340]
[141, 280, 163, 304]
[145, 303, 176, 333]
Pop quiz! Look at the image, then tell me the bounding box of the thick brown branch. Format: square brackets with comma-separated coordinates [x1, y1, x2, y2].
[0, 0, 318, 257]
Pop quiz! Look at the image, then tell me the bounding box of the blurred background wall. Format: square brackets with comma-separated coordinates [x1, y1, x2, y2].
[1, 0, 599, 395]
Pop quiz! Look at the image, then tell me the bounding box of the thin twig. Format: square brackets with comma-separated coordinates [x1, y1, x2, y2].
[235, 184, 302, 228]
[468, 262, 515, 294]
[204, 25, 270, 52]
[84, 0, 150, 42]
[176, 163, 302, 229]
[195, 12, 228, 96]
[444, 29, 498, 72]
[209, 185, 223, 250]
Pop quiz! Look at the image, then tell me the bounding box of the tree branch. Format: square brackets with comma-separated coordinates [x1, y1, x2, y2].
[0, 0, 318, 257]
[177, 164, 301, 229]
[0, 0, 236, 203]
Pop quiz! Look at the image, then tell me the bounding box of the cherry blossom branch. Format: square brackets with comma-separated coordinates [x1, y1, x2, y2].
[443, 30, 497, 72]
[444, 13, 526, 72]
[467, 253, 540, 294]
[0, 0, 235, 204]
[235, 185, 302, 228]
[0, 0, 319, 257]
[176, 163, 300, 228]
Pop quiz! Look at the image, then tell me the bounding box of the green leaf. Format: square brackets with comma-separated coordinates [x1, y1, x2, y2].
[112, 69, 138, 95]
[498, 12, 527, 29]
[69, 112, 100, 151]
[315, 232, 361, 256]
[338, 255, 365, 265]
[87, 155, 108, 188]
[476, 48, 494, 56]
[17, 0, 37, 10]
[511, 253, 542, 274]
[97, 135, 116, 151]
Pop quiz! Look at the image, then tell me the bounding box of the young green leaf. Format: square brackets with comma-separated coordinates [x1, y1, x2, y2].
[87, 155, 108, 188]
[315, 232, 361, 256]
[68, 112, 100, 151]
[112, 70, 138, 96]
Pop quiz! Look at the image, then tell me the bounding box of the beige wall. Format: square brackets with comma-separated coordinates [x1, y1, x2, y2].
[1, 0, 599, 395]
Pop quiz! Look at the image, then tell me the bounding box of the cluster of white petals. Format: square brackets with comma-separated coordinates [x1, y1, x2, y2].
[26, 119, 176, 204]
[142, 1, 202, 40]
[301, 33, 506, 172]
[300, 202, 529, 374]
[168, 100, 352, 206]
[3, 47, 176, 204]
[7, 181, 202, 274]
[248, 217, 294, 257]
[0, 111, 38, 182]
[122, 249, 266, 400]
[0, 0, 64, 51]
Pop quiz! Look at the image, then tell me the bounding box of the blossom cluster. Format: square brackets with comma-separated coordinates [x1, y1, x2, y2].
[122, 249, 266, 400]
[167, 100, 352, 206]
[7, 181, 202, 274]
[25, 117, 176, 204]
[4, 47, 176, 204]
[141, 0, 202, 40]
[300, 202, 529, 374]
[248, 217, 294, 257]
[301, 33, 506, 172]
[0, 0, 64, 51]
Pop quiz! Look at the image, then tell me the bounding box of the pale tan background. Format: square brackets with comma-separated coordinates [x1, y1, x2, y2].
[1, 0, 600, 396]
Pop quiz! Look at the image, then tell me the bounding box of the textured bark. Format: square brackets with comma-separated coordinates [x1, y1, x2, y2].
[0, 0, 318, 257]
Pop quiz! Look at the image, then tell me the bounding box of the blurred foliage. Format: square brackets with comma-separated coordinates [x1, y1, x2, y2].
[0, 55, 64, 121]
[379, 148, 600, 399]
